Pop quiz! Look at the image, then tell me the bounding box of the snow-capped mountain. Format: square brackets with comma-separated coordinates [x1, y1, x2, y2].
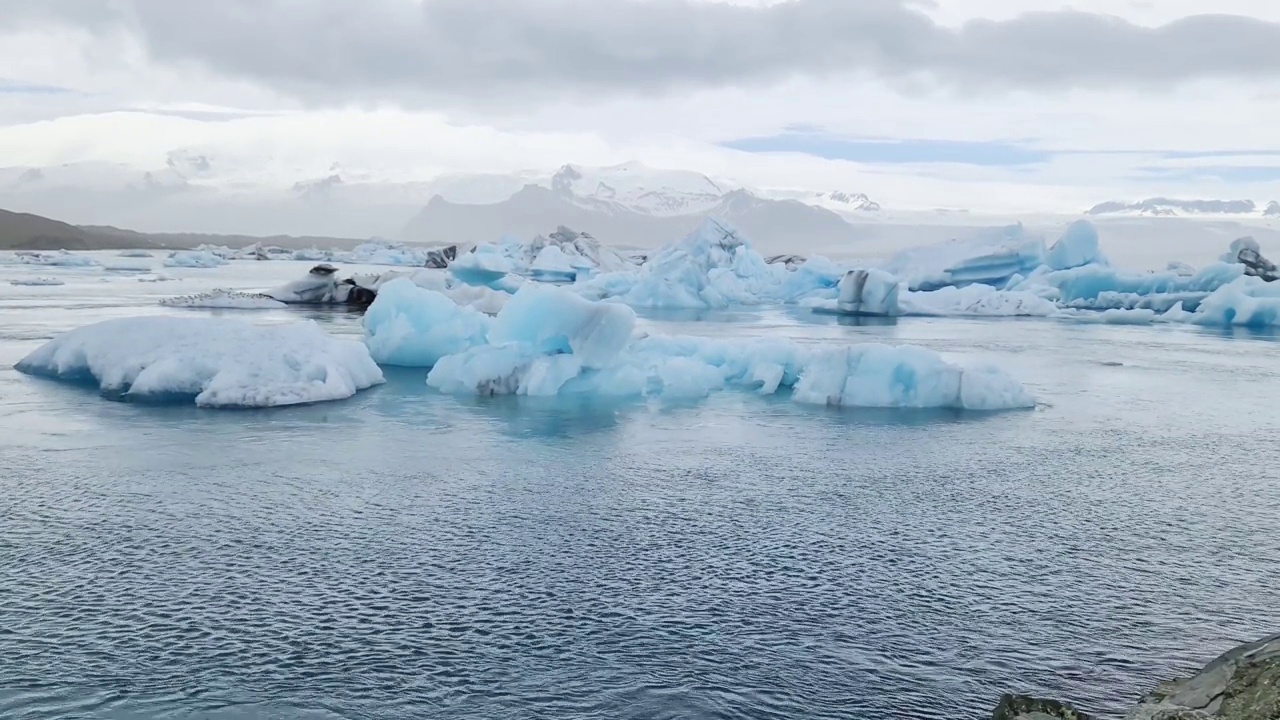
[1086, 198, 1268, 218]
[820, 191, 883, 212]
[0, 157, 877, 246]
[548, 162, 728, 217]
[403, 182, 863, 252]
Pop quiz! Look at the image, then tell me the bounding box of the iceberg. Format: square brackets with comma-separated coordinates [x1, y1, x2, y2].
[835, 269, 901, 316]
[781, 255, 846, 303]
[164, 250, 227, 268]
[1021, 263, 1244, 311]
[422, 283, 1033, 410]
[13, 251, 98, 267]
[489, 284, 636, 368]
[1044, 220, 1106, 271]
[901, 285, 1058, 317]
[347, 240, 457, 268]
[116, 250, 154, 258]
[1097, 308, 1158, 324]
[529, 245, 577, 283]
[428, 332, 1034, 411]
[579, 219, 785, 308]
[881, 221, 1105, 291]
[159, 290, 287, 309]
[362, 278, 491, 366]
[791, 344, 1034, 410]
[449, 227, 628, 287]
[16, 317, 384, 407]
[882, 223, 1045, 291]
[1221, 236, 1280, 282]
[1192, 276, 1280, 327]
[450, 244, 518, 287]
[267, 264, 377, 306]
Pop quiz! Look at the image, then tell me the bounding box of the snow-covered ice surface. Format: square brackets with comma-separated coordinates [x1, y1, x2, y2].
[164, 250, 227, 268]
[4, 251, 1280, 720]
[16, 316, 383, 407]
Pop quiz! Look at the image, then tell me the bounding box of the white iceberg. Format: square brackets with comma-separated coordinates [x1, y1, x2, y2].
[13, 250, 98, 267]
[362, 278, 491, 366]
[164, 250, 227, 268]
[902, 285, 1058, 317]
[159, 290, 287, 309]
[16, 317, 384, 408]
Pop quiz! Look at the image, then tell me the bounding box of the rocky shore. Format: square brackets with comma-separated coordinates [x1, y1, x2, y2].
[993, 633, 1280, 719]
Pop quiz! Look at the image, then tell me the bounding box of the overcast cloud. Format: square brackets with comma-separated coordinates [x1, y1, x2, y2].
[5, 0, 1280, 106]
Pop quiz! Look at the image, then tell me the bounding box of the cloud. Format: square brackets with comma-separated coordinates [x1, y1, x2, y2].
[723, 132, 1051, 166]
[4, 0, 1280, 108]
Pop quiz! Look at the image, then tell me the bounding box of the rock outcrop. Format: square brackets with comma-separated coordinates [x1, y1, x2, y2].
[993, 634, 1280, 720]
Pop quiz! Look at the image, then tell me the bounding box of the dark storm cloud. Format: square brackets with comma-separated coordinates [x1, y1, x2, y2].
[4, 0, 1280, 104]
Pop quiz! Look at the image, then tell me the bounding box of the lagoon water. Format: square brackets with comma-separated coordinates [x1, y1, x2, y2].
[2, 255, 1279, 719]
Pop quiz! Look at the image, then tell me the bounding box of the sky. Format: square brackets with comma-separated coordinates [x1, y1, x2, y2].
[3, 0, 1280, 213]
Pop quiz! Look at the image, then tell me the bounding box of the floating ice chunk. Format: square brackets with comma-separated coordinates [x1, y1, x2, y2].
[782, 255, 845, 302]
[103, 258, 154, 273]
[13, 251, 98, 267]
[10, 277, 65, 286]
[490, 284, 636, 368]
[579, 219, 784, 308]
[529, 245, 578, 283]
[1167, 261, 1196, 277]
[362, 278, 491, 366]
[160, 290, 287, 309]
[836, 269, 901, 316]
[1031, 263, 1244, 308]
[451, 244, 517, 287]
[117, 250, 154, 258]
[1160, 302, 1194, 323]
[1193, 276, 1280, 327]
[1100, 308, 1158, 324]
[428, 331, 1034, 411]
[16, 317, 383, 407]
[164, 250, 227, 268]
[902, 285, 1057, 317]
[1045, 220, 1106, 270]
[883, 224, 1045, 291]
[791, 344, 1020, 409]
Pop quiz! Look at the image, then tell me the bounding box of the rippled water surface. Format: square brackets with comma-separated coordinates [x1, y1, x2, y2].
[3, 256, 1280, 719]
